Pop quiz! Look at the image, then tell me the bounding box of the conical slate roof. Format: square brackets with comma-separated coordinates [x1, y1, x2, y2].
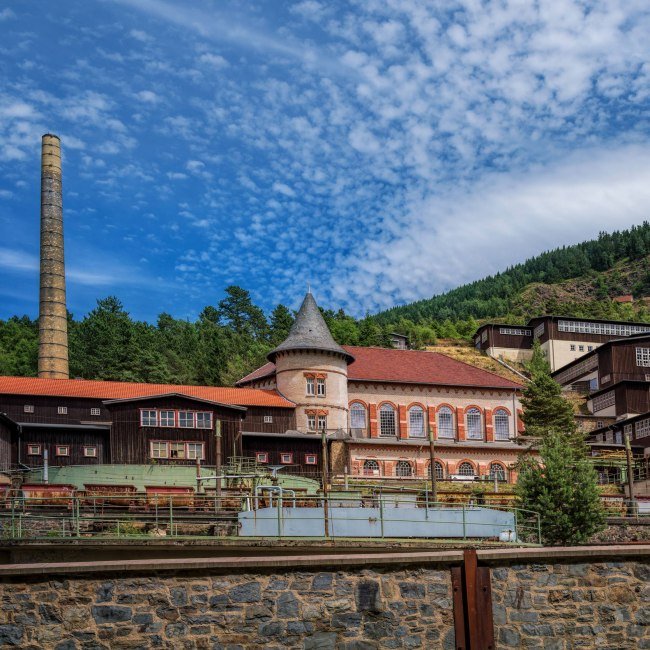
[267, 292, 355, 363]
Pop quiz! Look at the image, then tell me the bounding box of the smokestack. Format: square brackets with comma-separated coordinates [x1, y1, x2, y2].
[38, 134, 69, 379]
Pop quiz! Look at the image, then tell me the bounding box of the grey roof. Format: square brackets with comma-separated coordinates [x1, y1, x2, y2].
[267, 292, 355, 363]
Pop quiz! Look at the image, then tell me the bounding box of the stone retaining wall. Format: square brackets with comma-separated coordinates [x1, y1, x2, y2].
[0, 566, 455, 649]
[1, 548, 650, 649]
[490, 559, 650, 649]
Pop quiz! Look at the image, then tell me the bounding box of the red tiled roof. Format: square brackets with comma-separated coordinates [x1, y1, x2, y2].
[237, 362, 276, 385]
[0, 376, 295, 408]
[345, 346, 522, 388]
[238, 346, 522, 390]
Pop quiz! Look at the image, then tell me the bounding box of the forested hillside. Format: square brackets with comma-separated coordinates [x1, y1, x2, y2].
[376, 222, 650, 325]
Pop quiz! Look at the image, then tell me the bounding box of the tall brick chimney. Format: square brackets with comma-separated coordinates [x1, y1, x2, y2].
[38, 134, 69, 379]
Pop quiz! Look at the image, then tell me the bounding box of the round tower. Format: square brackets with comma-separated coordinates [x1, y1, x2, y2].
[268, 292, 354, 433]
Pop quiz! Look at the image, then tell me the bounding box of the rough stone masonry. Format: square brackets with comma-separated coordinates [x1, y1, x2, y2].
[1, 553, 650, 649]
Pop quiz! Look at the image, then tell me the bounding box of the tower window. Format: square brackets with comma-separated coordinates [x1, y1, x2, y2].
[306, 377, 315, 396]
[316, 378, 326, 397]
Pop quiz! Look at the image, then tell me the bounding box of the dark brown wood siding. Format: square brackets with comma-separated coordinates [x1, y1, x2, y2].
[242, 407, 296, 434]
[0, 395, 108, 426]
[106, 396, 243, 465]
[242, 435, 322, 477]
[615, 384, 650, 416]
[612, 344, 650, 383]
[0, 420, 12, 471]
[13, 428, 109, 468]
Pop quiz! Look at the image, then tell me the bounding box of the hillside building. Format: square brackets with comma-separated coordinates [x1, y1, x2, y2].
[238, 292, 526, 482]
[474, 316, 650, 371]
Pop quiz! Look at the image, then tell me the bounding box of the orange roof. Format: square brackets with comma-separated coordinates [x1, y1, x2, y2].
[0, 376, 295, 408]
[238, 346, 522, 390]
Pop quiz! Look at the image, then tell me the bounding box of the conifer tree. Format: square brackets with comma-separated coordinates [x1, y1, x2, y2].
[520, 341, 577, 439]
[516, 432, 605, 545]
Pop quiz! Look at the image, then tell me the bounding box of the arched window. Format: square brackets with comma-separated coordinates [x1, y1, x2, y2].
[396, 460, 413, 477]
[379, 404, 397, 437]
[350, 403, 367, 432]
[437, 406, 454, 438]
[494, 409, 510, 440]
[489, 462, 506, 482]
[408, 405, 425, 438]
[363, 459, 380, 476]
[458, 462, 475, 477]
[428, 461, 444, 480]
[466, 408, 483, 440]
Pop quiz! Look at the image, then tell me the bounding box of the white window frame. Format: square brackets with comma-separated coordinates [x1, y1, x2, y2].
[83, 446, 97, 458]
[395, 460, 413, 477]
[90, 407, 101, 416]
[24, 405, 34, 413]
[195, 412, 212, 429]
[305, 453, 318, 465]
[169, 441, 186, 459]
[636, 348, 650, 367]
[178, 411, 195, 428]
[141, 410, 158, 427]
[430, 461, 444, 480]
[55, 445, 70, 457]
[636, 419, 650, 439]
[437, 407, 454, 439]
[489, 463, 506, 481]
[494, 409, 510, 441]
[159, 410, 176, 427]
[408, 406, 426, 438]
[350, 403, 366, 430]
[27, 444, 41, 456]
[458, 462, 475, 477]
[379, 404, 397, 438]
[57, 406, 68, 415]
[499, 328, 531, 336]
[150, 441, 169, 459]
[363, 459, 380, 476]
[466, 408, 483, 440]
[263, 415, 273, 424]
[317, 415, 327, 431]
[306, 377, 315, 396]
[307, 414, 316, 431]
[280, 452, 293, 464]
[255, 451, 269, 464]
[316, 378, 326, 397]
[186, 442, 205, 460]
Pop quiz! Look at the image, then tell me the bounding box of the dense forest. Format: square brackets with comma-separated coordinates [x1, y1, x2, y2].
[3, 223, 650, 385]
[376, 222, 650, 325]
[0, 287, 404, 385]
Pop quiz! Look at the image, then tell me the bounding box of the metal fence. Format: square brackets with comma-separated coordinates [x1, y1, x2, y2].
[0, 492, 541, 544]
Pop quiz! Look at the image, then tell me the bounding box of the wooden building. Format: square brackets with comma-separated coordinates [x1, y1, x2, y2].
[552, 334, 650, 419]
[475, 316, 650, 371]
[0, 377, 300, 472]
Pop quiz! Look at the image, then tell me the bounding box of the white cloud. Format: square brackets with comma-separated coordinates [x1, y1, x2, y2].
[198, 53, 228, 69]
[135, 90, 160, 103]
[0, 8, 15, 21]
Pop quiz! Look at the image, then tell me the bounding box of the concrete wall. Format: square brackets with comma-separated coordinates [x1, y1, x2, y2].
[1, 546, 650, 649]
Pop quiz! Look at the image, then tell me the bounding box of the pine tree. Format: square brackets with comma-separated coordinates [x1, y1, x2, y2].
[516, 431, 605, 545]
[520, 341, 577, 439]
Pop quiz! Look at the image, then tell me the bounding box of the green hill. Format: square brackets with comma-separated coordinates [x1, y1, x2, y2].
[375, 222, 650, 331]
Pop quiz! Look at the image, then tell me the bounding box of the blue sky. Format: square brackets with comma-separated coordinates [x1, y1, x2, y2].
[1, 1, 650, 322]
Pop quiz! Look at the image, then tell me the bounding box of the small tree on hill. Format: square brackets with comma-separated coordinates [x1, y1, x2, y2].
[517, 432, 605, 545]
[520, 341, 577, 439]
